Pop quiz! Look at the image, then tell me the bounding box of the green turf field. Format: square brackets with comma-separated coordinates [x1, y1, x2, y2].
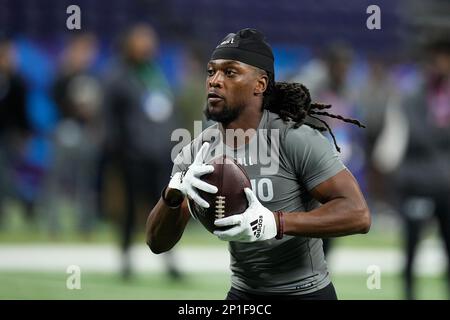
[1, 201, 448, 300]
[0, 271, 447, 300]
[0, 205, 402, 249]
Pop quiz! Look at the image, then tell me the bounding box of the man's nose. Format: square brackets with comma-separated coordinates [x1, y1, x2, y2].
[208, 72, 223, 88]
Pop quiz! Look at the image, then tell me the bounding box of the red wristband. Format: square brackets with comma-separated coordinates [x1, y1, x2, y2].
[275, 211, 284, 240]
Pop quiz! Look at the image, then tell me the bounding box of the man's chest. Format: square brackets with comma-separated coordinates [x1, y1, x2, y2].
[230, 152, 311, 212]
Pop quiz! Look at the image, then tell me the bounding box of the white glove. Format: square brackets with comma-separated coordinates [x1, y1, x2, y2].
[213, 188, 277, 242]
[168, 142, 218, 208]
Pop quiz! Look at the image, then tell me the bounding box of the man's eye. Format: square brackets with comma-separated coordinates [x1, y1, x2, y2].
[207, 69, 215, 76]
[225, 70, 236, 76]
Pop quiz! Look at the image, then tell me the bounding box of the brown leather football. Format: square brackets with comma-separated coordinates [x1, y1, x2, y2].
[188, 155, 251, 234]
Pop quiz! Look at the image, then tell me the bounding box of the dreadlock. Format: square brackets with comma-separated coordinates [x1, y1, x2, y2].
[262, 72, 365, 153]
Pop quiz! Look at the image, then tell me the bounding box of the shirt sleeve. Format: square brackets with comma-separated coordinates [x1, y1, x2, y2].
[283, 126, 346, 191]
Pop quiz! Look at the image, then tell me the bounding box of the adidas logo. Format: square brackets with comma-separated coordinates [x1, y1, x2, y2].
[250, 216, 263, 238]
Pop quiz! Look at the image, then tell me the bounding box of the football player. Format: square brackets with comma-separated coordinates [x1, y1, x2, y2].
[146, 28, 370, 300]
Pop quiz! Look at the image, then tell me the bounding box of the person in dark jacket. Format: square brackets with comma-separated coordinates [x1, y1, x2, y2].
[395, 38, 450, 300]
[103, 24, 182, 280]
[0, 36, 33, 225]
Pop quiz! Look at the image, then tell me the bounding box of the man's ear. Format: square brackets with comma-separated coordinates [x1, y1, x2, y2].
[254, 73, 268, 96]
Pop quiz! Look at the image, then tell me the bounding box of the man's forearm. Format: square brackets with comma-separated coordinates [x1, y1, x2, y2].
[282, 197, 370, 238]
[145, 188, 190, 254]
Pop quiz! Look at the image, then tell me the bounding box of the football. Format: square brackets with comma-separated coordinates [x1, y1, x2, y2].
[188, 155, 251, 233]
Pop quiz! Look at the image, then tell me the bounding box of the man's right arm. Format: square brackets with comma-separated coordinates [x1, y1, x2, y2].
[145, 142, 217, 254]
[145, 188, 190, 254]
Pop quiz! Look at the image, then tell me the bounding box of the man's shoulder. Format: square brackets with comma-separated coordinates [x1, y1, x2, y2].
[287, 124, 325, 141]
[286, 126, 332, 156]
[264, 110, 290, 131]
[264, 110, 324, 144]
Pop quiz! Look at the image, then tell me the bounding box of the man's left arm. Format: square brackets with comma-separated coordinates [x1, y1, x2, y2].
[214, 128, 371, 242]
[283, 168, 371, 238]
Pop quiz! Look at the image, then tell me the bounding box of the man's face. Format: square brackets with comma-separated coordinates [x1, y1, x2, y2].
[204, 59, 265, 124]
[126, 25, 157, 63]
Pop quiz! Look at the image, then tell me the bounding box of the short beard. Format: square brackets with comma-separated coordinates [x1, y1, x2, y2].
[204, 103, 243, 125]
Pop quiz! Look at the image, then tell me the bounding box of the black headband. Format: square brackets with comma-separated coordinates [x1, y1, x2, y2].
[210, 29, 274, 75]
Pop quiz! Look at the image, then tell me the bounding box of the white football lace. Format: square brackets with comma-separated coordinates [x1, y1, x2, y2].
[215, 196, 226, 219]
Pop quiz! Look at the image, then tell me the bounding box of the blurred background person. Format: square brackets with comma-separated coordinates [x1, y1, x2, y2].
[41, 32, 103, 238]
[392, 37, 450, 300]
[291, 42, 367, 255]
[0, 35, 33, 227]
[358, 57, 400, 215]
[176, 45, 209, 136]
[103, 23, 182, 280]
